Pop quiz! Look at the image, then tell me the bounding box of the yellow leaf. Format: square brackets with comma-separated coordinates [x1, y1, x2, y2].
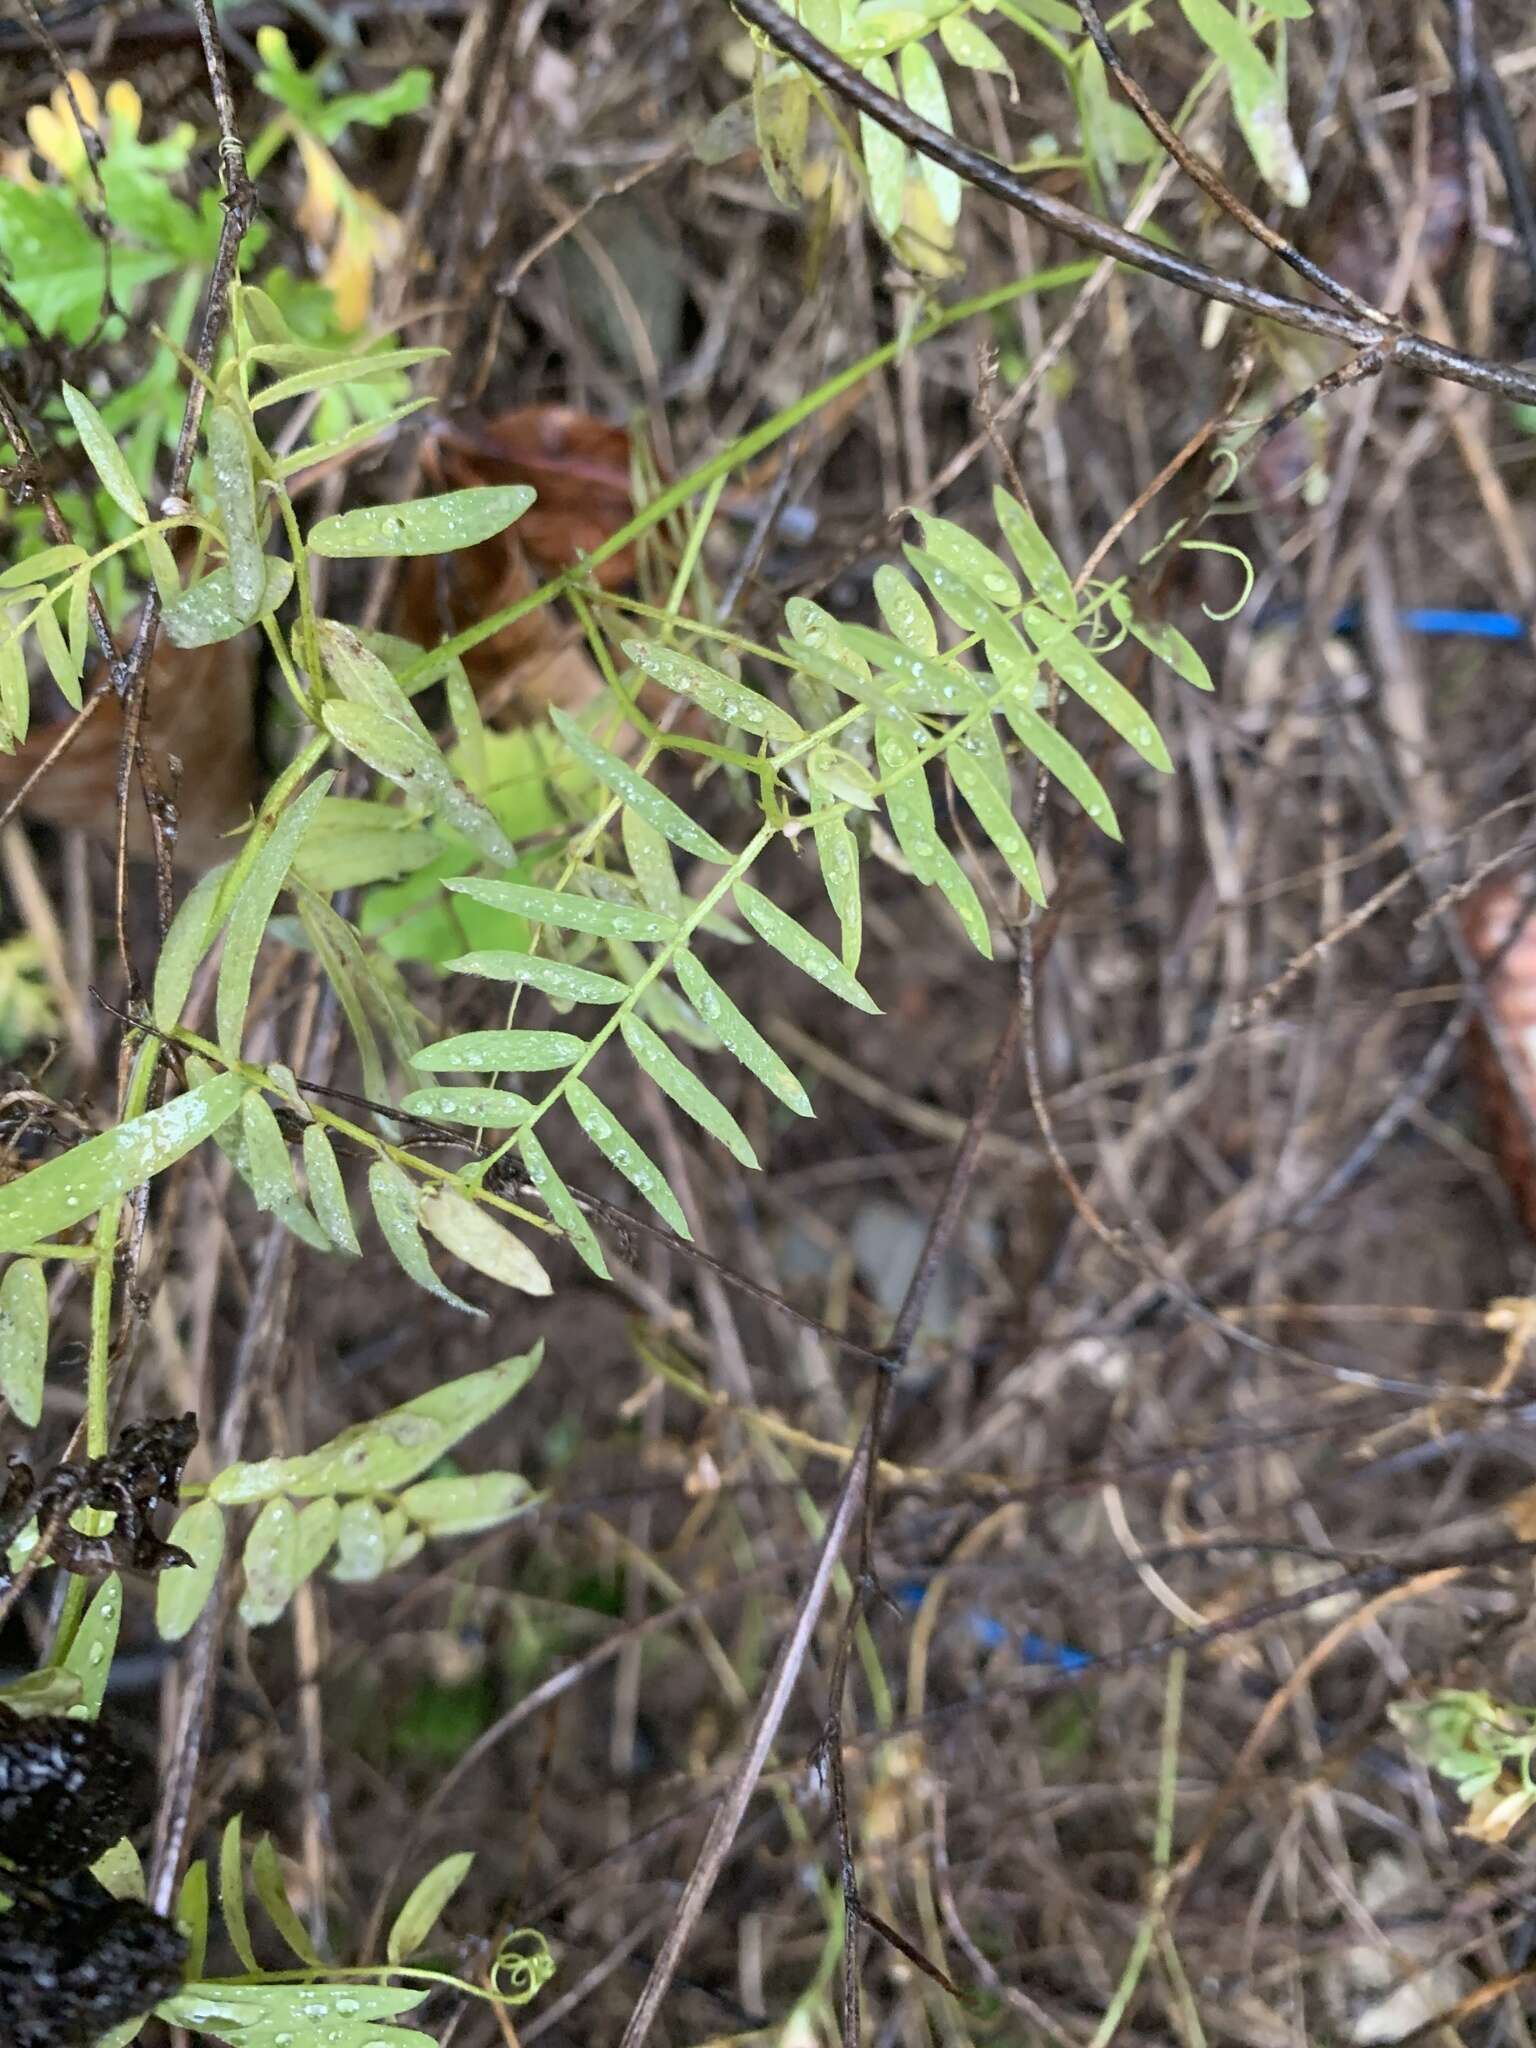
[104, 79, 143, 141]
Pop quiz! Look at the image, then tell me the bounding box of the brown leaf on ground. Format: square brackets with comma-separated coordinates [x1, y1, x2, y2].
[0, 633, 256, 870]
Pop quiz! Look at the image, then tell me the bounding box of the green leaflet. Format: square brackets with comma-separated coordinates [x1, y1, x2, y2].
[237, 1090, 331, 1252]
[308, 484, 535, 558]
[207, 402, 265, 622]
[62, 382, 147, 524]
[874, 563, 938, 654]
[411, 1028, 582, 1074]
[162, 557, 294, 649]
[813, 812, 863, 971]
[367, 1158, 481, 1316]
[160, 1981, 433, 2048]
[948, 723, 1045, 904]
[904, 544, 1010, 640]
[860, 56, 907, 237]
[0, 629, 26, 745]
[210, 1345, 542, 1503]
[733, 882, 879, 1012]
[938, 9, 1012, 77]
[675, 951, 814, 1115]
[177, 1858, 210, 1980]
[565, 1077, 692, 1238]
[808, 742, 879, 812]
[295, 1497, 342, 1583]
[784, 595, 873, 677]
[753, 60, 809, 206]
[297, 885, 389, 1107]
[1178, 0, 1308, 206]
[317, 618, 433, 736]
[400, 1086, 533, 1126]
[831, 622, 989, 713]
[153, 859, 233, 1031]
[0, 1072, 244, 1253]
[302, 1122, 361, 1255]
[400, 1473, 537, 1538]
[874, 709, 993, 957]
[61, 1574, 121, 1719]
[220, 1814, 258, 1972]
[446, 875, 676, 942]
[156, 1498, 225, 1643]
[419, 1184, 551, 1295]
[518, 1127, 608, 1277]
[550, 708, 732, 864]
[330, 1498, 390, 1583]
[251, 344, 445, 410]
[0, 1256, 47, 1426]
[623, 805, 683, 915]
[217, 773, 334, 1059]
[274, 393, 434, 481]
[387, 1852, 475, 1965]
[1021, 609, 1173, 771]
[912, 512, 1021, 609]
[251, 1832, 323, 1963]
[624, 639, 804, 743]
[321, 701, 518, 867]
[899, 40, 960, 226]
[0, 543, 85, 589]
[443, 948, 628, 1006]
[619, 1012, 759, 1170]
[993, 486, 1077, 621]
[32, 594, 82, 708]
[1111, 595, 1215, 691]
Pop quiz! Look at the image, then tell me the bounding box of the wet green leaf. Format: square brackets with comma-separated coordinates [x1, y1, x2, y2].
[624, 641, 803, 743]
[913, 513, 1020, 609]
[0, 1073, 244, 1253]
[899, 40, 960, 225]
[875, 709, 992, 955]
[239, 1499, 298, 1627]
[251, 1831, 322, 1962]
[217, 774, 333, 1059]
[813, 813, 863, 971]
[309, 485, 535, 558]
[0, 1256, 47, 1426]
[993, 487, 1076, 620]
[411, 1028, 582, 1074]
[162, 556, 294, 649]
[251, 344, 445, 410]
[32, 594, 82, 708]
[1179, 0, 1308, 205]
[733, 882, 879, 1011]
[207, 402, 265, 622]
[62, 383, 146, 523]
[321, 701, 517, 867]
[518, 1127, 607, 1277]
[219, 1814, 258, 1973]
[152, 859, 233, 1032]
[62, 1572, 121, 1717]
[302, 1122, 361, 1256]
[948, 721, 1045, 903]
[367, 1158, 481, 1317]
[156, 1498, 225, 1642]
[566, 1078, 692, 1237]
[446, 875, 675, 941]
[399, 1472, 536, 1538]
[873, 564, 938, 654]
[387, 1851, 475, 1964]
[620, 1012, 759, 1169]
[443, 948, 628, 1005]
[860, 56, 907, 237]
[399, 1087, 533, 1126]
[419, 1183, 550, 1294]
[329, 1497, 390, 1583]
[938, 10, 1012, 78]
[675, 951, 813, 1114]
[1022, 610, 1172, 770]
[550, 708, 732, 864]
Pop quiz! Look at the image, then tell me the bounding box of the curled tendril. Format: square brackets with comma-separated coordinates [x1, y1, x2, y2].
[491, 1927, 555, 2005]
[1180, 537, 1255, 621]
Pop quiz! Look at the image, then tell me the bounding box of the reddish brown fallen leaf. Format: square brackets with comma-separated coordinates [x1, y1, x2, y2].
[0, 633, 256, 870]
[1462, 875, 1536, 1240]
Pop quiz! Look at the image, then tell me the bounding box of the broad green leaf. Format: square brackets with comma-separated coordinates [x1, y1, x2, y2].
[207, 402, 265, 622]
[1112, 597, 1214, 691]
[624, 640, 804, 743]
[734, 882, 879, 1013]
[163, 556, 294, 649]
[566, 1077, 692, 1238]
[1021, 610, 1173, 771]
[875, 710, 993, 956]
[518, 1128, 607, 1277]
[217, 774, 334, 1058]
[399, 1473, 537, 1538]
[401, 1086, 532, 1126]
[62, 1572, 121, 1717]
[33, 593, 82, 707]
[162, 1980, 432, 2045]
[623, 805, 683, 916]
[220, 1814, 259, 1973]
[550, 708, 731, 864]
[814, 813, 863, 971]
[0, 543, 84, 589]
[387, 1851, 475, 1964]
[302, 1122, 361, 1256]
[0, 1256, 47, 1426]
[446, 875, 675, 941]
[178, 1858, 210, 1980]
[156, 1499, 225, 1642]
[62, 382, 147, 523]
[420, 1183, 550, 1295]
[411, 1028, 582, 1074]
[295, 1497, 341, 1582]
[993, 487, 1076, 620]
[620, 1012, 759, 1169]
[444, 948, 627, 1005]
[675, 952, 813, 1115]
[308, 485, 535, 558]
[860, 57, 907, 238]
[251, 344, 445, 410]
[948, 723, 1045, 903]
[329, 1497, 390, 1583]
[321, 701, 517, 867]
[251, 1832, 322, 1963]
[152, 859, 233, 1031]
[1179, 0, 1308, 205]
[899, 40, 961, 226]
[938, 10, 1012, 77]
[873, 565, 938, 654]
[913, 513, 1020, 609]
[209, 1345, 542, 1503]
[239, 1498, 299, 1627]
[0, 1073, 244, 1254]
[367, 1158, 480, 1317]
